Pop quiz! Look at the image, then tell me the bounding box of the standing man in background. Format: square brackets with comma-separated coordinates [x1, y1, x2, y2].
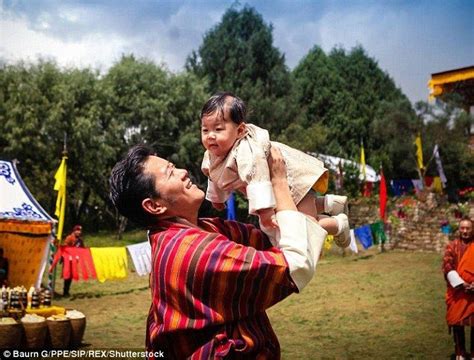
[62, 225, 85, 297]
[442, 218, 474, 360]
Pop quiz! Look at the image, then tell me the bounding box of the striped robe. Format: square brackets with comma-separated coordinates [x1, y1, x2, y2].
[146, 217, 298, 359]
[442, 238, 474, 326]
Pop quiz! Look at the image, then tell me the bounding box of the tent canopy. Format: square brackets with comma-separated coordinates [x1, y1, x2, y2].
[0, 160, 53, 288]
[312, 153, 380, 183]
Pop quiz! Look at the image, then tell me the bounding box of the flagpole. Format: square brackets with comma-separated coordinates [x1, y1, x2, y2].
[48, 134, 68, 294]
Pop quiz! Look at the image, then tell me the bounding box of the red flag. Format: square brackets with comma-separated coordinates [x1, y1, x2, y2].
[379, 169, 387, 220]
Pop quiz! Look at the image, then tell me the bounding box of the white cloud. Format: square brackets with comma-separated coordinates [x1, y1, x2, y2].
[0, 1, 471, 104]
[0, 14, 129, 70]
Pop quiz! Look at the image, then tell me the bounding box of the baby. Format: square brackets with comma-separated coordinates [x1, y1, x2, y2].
[200, 92, 350, 247]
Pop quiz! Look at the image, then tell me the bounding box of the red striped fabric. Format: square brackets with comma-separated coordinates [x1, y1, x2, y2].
[50, 246, 97, 280]
[146, 217, 297, 359]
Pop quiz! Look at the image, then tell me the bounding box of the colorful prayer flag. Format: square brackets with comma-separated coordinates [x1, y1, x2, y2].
[379, 169, 387, 220]
[360, 142, 366, 180]
[370, 221, 387, 245]
[54, 156, 67, 241]
[324, 235, 334, 250]
[354, 225, 373, 249]
[414, 133, 424, 170]
[433, 144, 447, 188]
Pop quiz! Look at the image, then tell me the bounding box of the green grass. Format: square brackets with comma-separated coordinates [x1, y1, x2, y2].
[49, 232, 454, 358]
[269, 250, 452, 359]
[84, 229, 147, 248]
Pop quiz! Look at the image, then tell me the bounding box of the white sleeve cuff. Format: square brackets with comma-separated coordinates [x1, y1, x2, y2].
[447, 270, 465, 288]
[275, 211, 327, 291]
[247, 181, 276, 214]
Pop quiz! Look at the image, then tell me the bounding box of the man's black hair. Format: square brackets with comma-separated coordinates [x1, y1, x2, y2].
[109, 144, 159, 227]
[200, 92, 246, 125]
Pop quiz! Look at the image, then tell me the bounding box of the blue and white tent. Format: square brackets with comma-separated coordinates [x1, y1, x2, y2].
[0, 160, 54, 288]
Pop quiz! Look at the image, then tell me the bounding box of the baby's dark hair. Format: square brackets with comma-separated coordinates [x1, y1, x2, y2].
[200, 92, 246, 124]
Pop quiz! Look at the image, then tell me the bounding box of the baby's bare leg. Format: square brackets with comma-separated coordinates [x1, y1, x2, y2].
[315, 197, 325, 213]
[297, 193, 318, 222]
[298, 194, 339, 235]
[317, 215, 339, 235]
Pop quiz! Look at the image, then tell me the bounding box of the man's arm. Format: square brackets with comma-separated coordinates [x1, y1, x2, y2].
[266, 147, 327, 291]
[235, 135, 276, 215]
[442, 241, 465, 288]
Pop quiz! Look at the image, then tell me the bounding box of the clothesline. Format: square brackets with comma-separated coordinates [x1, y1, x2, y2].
[51, 220, 391, 283]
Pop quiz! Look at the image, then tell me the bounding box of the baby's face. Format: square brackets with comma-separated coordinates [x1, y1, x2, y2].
[201, 109, 245, 157]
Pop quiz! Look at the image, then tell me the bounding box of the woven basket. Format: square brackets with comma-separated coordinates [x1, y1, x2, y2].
[0, 322, 23, 349]
[47, 319, 71, 349]
[69, 317, 86, 348]
[22, 321, 47, 349]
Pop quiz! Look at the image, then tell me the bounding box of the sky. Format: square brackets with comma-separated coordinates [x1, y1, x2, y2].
[1, 0, 473, 105]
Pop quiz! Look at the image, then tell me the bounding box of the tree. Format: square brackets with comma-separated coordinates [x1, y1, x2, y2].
[0, 60, 126, 230]
[186, 5, 297, 136]
[417, 100, 474, 194]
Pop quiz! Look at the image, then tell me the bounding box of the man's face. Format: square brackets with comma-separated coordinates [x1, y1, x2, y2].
[201, 107, 245, 157]
[143, 155, 204, 214]
[459, 220, 473, 241]
[74, 228, 82, 237]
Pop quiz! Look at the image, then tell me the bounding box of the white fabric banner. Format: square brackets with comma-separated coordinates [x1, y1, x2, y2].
[126, 241, 152, 276]
[433, 144, 447, 188]
[349, 229, 359, 254]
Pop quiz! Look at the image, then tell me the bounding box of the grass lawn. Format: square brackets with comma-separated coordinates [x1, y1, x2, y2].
[50, 231, 453, 359]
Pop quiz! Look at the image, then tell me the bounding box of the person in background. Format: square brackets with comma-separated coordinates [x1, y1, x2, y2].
[442, 218, 474, 360]
[0, 248, 8, 286]
[62, 225, 85, 297]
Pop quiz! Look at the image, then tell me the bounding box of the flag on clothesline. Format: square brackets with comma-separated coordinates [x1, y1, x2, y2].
[50, 245, 129, 282]
[126, 242, 152, 276]
[379, 169, 387, 220]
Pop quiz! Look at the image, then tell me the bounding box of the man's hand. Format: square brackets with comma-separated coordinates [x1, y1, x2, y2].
[258, 208, 278, 229]
[267, 146, 296, 212]
[267, 146, 287, 184]
[462, 282, 474, 293]
[212, 202, 226, 211]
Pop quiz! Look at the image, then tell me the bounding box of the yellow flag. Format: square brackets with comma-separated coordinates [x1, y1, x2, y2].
[360, 143, 366, 180]
[324, 235, 334, 251]
[414, 134, 424, 170]
[54, 156, 67, 241]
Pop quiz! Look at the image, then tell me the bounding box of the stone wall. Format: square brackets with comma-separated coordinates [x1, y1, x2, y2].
[348, 195, 473, 253]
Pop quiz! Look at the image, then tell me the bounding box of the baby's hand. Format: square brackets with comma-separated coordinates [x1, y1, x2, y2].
[212, 202, 226, 211]
[258, 208, 279, 229]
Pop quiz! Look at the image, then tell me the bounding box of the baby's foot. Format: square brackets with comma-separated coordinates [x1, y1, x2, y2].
[324, 195, 348, 216]
[333, 213, 350, 248]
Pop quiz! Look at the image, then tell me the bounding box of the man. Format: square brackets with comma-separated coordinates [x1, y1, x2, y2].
[109, 144, 327, 359]
[442, 218, 474, 360]
[64, 225, 84, 248]
[63, 225, 85, 297]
